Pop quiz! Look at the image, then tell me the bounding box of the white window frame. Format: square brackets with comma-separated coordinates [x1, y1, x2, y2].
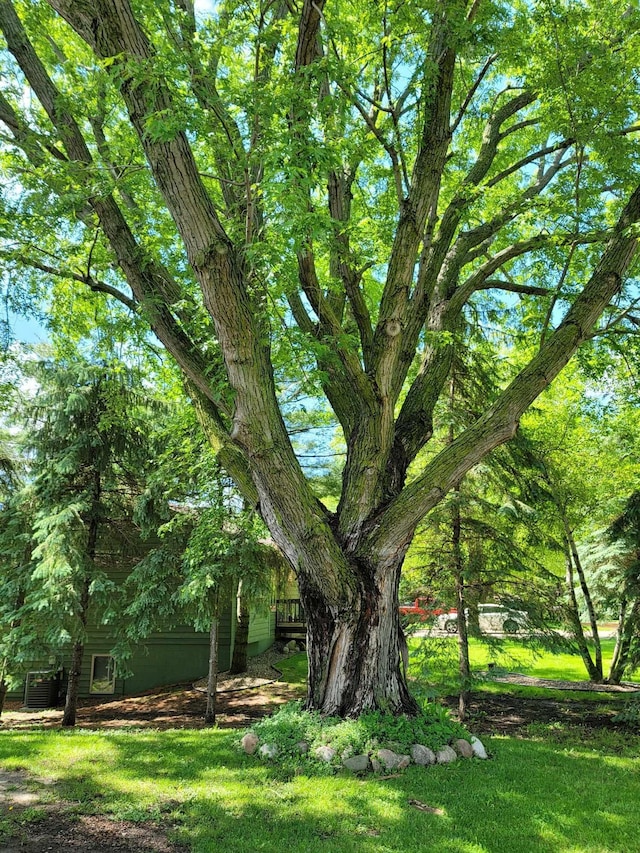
[89, 654, 116, 694]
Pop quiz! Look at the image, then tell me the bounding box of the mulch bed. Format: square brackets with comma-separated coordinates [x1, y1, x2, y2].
[1, 680, 302, 731]
[3, 669, 636, 735]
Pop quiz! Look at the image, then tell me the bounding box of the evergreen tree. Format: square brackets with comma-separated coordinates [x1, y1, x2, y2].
[25, 358, 156, 726]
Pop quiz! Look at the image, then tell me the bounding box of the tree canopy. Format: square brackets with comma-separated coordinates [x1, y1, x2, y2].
[1, 0, 639, 715]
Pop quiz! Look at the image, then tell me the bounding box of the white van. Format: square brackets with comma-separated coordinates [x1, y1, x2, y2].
[438, 603, 527, 634]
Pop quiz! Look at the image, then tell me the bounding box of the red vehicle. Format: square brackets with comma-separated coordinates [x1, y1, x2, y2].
[398, 596, 447, 622]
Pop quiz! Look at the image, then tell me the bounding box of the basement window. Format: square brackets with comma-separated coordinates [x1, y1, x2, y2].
[90, 655, 116, 694]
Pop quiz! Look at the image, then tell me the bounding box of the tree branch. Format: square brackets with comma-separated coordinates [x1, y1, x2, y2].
[5, 254, 137, 312]
[0, 0, 226, 413]
[450, 53, 498, 135]
[368, 183, 640, 559]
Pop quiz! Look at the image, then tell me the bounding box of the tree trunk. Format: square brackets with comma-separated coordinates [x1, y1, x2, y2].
[0, 677, 7, 719]
[63, 469, 100, 728]
[564, 555, 601, 682]
[563, 519, 603, 679]
[230, 580, 250, 674]
[301, 562, 418, 717]
[452, 487, 471, 721]
[204, 606, 219, 727]
[608, 598, 627, 683]
[607, 597, 640, 684]
[62, 635, 85, 727]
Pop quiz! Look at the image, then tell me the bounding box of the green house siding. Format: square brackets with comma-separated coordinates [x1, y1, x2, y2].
[248, 608, 277, 656]
[115, 635, 212, 695]
[11, 578, 274, 704]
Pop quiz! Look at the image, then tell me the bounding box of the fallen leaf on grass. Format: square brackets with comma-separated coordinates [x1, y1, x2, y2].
[408, 799, 444, 815]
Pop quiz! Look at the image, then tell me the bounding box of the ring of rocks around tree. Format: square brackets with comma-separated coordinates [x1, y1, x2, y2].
[241, 730, 488, 772]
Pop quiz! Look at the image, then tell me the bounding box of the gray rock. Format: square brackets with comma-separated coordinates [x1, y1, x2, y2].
[453, 738, 474, 759]
[470, 735, 488, 759]
[297, 740, 309, 753]
[376, 748, 410, 771]
[259, 743, 278, 759]
[285, 640, 299, 651]
[315, 745, 336, 763]
[396, 754, 411, 770]
[411, 744, 436, 765]
[376, 748, 401, 770]
[435, 745, 457, 764]
[241, 732, 259, 755]
[343, 754, 370, 772]
[370, 756, 382, 773]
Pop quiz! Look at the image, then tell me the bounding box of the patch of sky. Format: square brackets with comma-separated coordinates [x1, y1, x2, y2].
[2, 311, 48, 348]
[194, 0, 217, 21]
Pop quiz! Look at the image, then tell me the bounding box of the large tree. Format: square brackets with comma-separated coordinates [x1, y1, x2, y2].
[1, 0, 639, 716]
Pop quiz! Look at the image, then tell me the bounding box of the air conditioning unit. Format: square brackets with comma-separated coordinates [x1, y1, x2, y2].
[23, 670, 61, 709]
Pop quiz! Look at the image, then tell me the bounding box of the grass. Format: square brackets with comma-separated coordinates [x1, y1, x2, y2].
[277, 652, 309, 685]
[279, 638, 640, 699]
[1, 726, 639, 852]
[466, 637, 639, 682]
[2, 639, 638, 851]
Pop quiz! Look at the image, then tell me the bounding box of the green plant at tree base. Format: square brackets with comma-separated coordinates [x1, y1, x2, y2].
[248, 700, 469, 772]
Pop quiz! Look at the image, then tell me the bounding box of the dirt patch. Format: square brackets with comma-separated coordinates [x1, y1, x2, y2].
[2, 680, 302, 731]
[1, 803, 186, 853]
[0, 768, 188, 852]
[441, 692, 631, 736]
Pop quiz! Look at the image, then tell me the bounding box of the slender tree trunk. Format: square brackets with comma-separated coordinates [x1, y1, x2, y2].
[63, 470, 101, 728]
[607, 597, 640, 684]
[451, 484, 471, 720]
[0, 675, 7, 718]
[608, 598, 627, 682]
[563, 519, 603, 679]
[564, 555, 601, 682]
[62, 576, 90, 727]
[62, 637, 85, 727]
[204, 595, 220, 727]
[230, 580, 250, 674]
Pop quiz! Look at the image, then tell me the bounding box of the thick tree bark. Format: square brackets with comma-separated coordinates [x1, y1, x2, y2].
[301, 558, 418, 716]
[230, 581, 250, 675]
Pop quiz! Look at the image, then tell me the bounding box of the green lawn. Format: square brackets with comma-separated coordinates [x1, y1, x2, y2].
[279, 638, 640, 691]
[1, 726, 639, 853]
[2, 641, 638, 851]
[466, 637, 640, 682]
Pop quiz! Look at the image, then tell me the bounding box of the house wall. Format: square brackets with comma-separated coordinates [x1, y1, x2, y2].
[247, 607, 277, 657]
[10, 573, 275, 704]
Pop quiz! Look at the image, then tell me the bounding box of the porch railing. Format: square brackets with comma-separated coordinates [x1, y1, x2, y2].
[275, 598, 306, 626]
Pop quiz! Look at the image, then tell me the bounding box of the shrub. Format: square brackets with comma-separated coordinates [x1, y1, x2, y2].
[246, 700, 469, 769]
[612, 697, 640, 729]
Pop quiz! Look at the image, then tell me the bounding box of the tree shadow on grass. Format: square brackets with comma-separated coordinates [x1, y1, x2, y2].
[1, 730, 638, 853]
[105, 732, 640, 853]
